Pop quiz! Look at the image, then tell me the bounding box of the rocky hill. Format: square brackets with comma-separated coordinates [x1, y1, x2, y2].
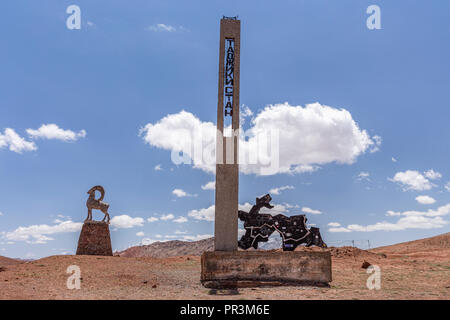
[116, 238, 215, 258]
[372, 232, 450, 255]
[0, 256, 22, 268]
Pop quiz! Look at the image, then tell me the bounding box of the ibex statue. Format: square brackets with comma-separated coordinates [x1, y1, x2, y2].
[85, 185, 111, 224]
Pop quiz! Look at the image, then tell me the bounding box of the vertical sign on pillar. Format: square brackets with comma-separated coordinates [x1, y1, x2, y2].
[215, 17, 240, 251]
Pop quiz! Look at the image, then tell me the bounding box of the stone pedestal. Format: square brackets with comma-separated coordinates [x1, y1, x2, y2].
[76, 221, 113, 256]
[201, 251, 332, 288]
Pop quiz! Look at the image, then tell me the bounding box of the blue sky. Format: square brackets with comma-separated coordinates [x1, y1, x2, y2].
[1, 1, 449, 258]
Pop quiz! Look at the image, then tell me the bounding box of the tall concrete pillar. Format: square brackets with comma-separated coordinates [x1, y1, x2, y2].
[214, 17, 240, 251]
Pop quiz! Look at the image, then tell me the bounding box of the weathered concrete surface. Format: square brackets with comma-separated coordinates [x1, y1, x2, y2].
[214, 18, 241, 252]
[201, 251, 332, 288]
[76, 221, 113, 256]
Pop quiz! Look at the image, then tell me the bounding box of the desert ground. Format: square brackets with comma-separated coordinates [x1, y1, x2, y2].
[0, 233, 449, 300]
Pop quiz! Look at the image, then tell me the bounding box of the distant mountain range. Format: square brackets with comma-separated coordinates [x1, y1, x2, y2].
[115, 232, 450, 258]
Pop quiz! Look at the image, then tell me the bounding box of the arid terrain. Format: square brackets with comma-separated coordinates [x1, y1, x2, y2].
[0, 233, 449, 300]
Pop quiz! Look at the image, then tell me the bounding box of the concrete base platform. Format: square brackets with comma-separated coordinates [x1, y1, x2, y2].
[76, 221, 113, 256]
[201, 250, 332, 288]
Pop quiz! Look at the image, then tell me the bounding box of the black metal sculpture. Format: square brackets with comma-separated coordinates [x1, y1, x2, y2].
[238, 194, 327, 251]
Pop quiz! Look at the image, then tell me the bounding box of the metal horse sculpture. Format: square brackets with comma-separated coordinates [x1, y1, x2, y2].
[85, 185, 111, 224]
[238, 194, 327, 251]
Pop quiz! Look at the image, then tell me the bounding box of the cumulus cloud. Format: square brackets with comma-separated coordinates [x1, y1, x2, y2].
[174, 216, 188, 223]
[329, 203, 450, 232]
[301, 207, 322, 215]
[147, 217, 159, 222]
[110, 215, 144, 229]
[2, 219, 82, 244]
[424, 169, 442, 180]
[140, 238, 160, 245]
[415, 195, 436, 205]
[172, 189, 187, 197]
[269, 185, 294, 195]
[172, 189, 188, 198]
[140, 102, 378, 176]
[188, 200, 299, 222]
[328, 222, 341, 227]
[370, 135, 382, 153]
[329, 227, 352, 233]
[240, 104, 254, 126]
[0, 128, 37, 153]
[182, 234, 212, 241]
[154, 164, 163, 171]
[160, 214, 175, 221]
[188, 205, 215, 221]
[172, 188, 196, 198]
[26, 124, 86, 141]
[201, 181, 215, 190]
[445, 182, 450, 192]
[392, 157, 397, 163]
[390, 170, 434, 191]
[136, 231, 145, 237]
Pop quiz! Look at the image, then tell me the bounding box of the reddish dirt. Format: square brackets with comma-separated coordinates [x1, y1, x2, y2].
[0, 233, 449, 300]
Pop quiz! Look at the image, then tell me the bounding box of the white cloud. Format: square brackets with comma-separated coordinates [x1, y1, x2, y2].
[424, 169, 442, 180]
[146, 24, 177, 32]
[201, 181, 215, 190]
[0, 128, 37, 153]
[172, 189, 187, 197]
[390, 170, 433, 191]
[301, 207, 322, 215]
[240, 105, 254, 126]
[385, 203, 450, 218]
[392, 157, 397, 163]
[329, 203, 450, 232]
[182, 234, 212, 241]
[188, 205, 215, 221]
[356, 171, 370, 181]
[147, 217, 159, 222]
[154, 164, 163, 171]
[174, 216, 188, 223]
[328, 222, 341, 227]
[269, 185, 294, 195]
[239, 202, 291, 215]
[136, 231, 145, 237]
[187, 200, 298, 223]
[415, 195, 436, 205]
[140, 102, 378, 176]
[0, 212, 3, 216]
[141, 238, 160, 245]
[2, 219, 82, 244]
[110, 215, 144, 229]
[160, 214, 175, 221]
[445, 182, 450, 192]
[329, 227, 352, 233]
[370, 135, 382, 153]
[27, 124, 86, 142]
